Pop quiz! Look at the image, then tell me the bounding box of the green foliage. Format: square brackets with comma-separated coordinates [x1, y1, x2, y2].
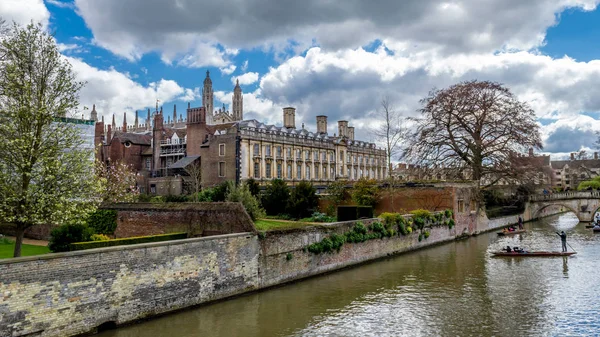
[149, 196, 166, 203]
[90, 234, 110, 241]
[325, 180, 348, 212]
[286, 252, 293, 261]
[86, 209, 117, 235]
[262, 178, 290, 216]
[448, 219, 455, 229]
[351, 178, 379, 207]
[410, 209, 432, 219]
[302, 212, 336, 223]
[0, 23, 101, 257]
[287, 181, 318, 219]
[257, 231, 266, 239]
[418, 233, 423, 242]
[70, 232, 187, 251]
[444, 209, 453, 218]
[137, 194, 152, 202]
[226, 182, 266, 221]
[188, 188, 215, 202]
[0, 236, 14, 245]
[48, 222, 94, 253]
[213, 181, 232, 202]
[424, 230, 430, 239]
[380, 212, 397, 226]
[578, 176, 600, 190]
[307, 233, 345, 254]
[164, 195, 188, 202]
[246, 177, 261, 197]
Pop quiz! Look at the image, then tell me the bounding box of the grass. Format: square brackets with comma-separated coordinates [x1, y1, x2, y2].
[254, 219, 313, 231]
[0, 238, 50, 259]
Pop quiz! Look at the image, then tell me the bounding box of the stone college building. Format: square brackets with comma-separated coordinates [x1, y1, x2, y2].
[94, 71, 388, 195]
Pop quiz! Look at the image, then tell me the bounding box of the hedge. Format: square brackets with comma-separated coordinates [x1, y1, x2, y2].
[70, 232, 188, 251]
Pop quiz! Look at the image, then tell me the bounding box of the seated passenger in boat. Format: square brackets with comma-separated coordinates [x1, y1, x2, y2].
[503, 246, 512, 252]
[513, 247, 524, 253]
[508, 226, 516, 232]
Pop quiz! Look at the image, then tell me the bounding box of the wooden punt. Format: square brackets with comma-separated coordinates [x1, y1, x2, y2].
[497, 229, 526, 236]
[492, 251, 576, 257]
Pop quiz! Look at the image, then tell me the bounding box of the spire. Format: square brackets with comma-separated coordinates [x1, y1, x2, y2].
[202, 69, 214, 124]
[123, 112, 127, 131]
[232, 77, 243, 121]
[90, 104, 98, 121]
[134, 110, 139, 128]
[112, 113, 116, 129]
[173, 105, 177, 125]
[101, 115, 104, 123]
[147, 108, 151, 131]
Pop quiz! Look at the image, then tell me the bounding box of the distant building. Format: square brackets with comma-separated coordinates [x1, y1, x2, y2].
[551, 152, 600, 190]
[94, 71, 387, 195]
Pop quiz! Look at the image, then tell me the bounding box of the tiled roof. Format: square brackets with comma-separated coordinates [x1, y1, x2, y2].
[112, 131, 151, 145]
[552, 159, 600, 170]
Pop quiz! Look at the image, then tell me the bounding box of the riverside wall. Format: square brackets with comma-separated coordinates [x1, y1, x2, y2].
[0, 206, 564, 337]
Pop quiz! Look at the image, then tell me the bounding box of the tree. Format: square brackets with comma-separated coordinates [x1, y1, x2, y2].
[226, 182, 265, 221]
[351, 178, 379, 207]
[95, 159, 139, 203]
[262, 178, 290, 216]
[246, 177, 261, 198]
[373, 96, 404, 175]
[287, 181, 318, 219]
[324, 180, 347, 215]
[404, 80, 542, 192]
[183, 159, 202, 201]
[0, 23, 101, 257]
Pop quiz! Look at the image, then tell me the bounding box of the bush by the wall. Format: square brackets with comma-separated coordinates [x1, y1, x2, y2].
[226, 182, 266, 221]
[48, 223, 94, 252]
[137, 194, 152, 202]
[149, 196, 166, 203]
[90, 234, 110, 241]
[86, 209, 117, 235]
[188, 188, 215, 202]
[287, 181, 318, 219]
[164, 195, 188, 202]
[262, 179, 290, 216]
[70, 232, 187, 251]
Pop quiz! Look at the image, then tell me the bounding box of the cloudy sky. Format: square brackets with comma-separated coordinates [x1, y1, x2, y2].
[2, 0, 600, 159]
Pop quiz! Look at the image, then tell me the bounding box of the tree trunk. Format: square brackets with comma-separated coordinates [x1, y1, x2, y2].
[13, 226, 25, 258]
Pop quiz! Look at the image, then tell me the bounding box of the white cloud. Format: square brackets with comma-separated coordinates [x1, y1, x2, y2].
[46, 0, 75, 9]
[66, 56, 197, 125]
[0, 0, 50, 27]
[241, 60, 249, 72]
[232, 72, 259, 85]
[219, 64, 236, 75]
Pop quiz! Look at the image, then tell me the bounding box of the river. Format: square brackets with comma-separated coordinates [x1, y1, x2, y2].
[98, 213, 600, 337]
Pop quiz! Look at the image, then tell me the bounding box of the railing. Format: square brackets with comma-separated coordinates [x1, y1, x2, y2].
[530, 191, 600, 201]
[160, 147, 185, 155]
[160, 140, 186, 146]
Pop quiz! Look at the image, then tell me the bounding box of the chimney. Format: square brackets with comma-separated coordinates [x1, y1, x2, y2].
[134, 110, 139, 129]
[571, 153, 575, 161]
[528, 147, 533, 157]
[107, 124, 112, 141]
[153, 109, 164, 131]
[595, 152, 598, 160]
[146, 108, 151, 131]
[111, 113, 116, 130]
[283, 107, 296, 129]
[122, 112, 127, 132]
[337, 120, 348, 138]
[316, 115, 327, 134]
[348, 126, 355, 140]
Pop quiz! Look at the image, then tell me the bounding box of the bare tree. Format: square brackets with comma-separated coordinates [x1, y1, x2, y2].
[403, 80, 542, 192]
[184, 160, 202, 201]
[373, 97, 404, 174]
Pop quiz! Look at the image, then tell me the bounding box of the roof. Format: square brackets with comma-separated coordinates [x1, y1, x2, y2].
[112, 131, 151, 145]
[552, 159, 600, 170]
[164, 127, 187, 139]
[170, 156, 200, 169]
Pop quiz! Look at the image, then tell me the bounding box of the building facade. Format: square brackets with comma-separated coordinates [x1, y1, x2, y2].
[94, 71, 387, 195]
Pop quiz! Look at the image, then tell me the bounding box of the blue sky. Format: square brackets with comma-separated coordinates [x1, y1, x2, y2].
[3, 0, 600, 159]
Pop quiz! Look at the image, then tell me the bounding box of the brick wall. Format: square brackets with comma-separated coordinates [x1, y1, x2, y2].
[0, 233, 259, 337]
[104, 202, 256, 238]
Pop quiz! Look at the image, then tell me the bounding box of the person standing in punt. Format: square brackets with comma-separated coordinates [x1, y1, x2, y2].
[556, 231, 567, 252]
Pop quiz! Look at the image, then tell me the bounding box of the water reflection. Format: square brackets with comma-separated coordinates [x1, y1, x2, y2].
[99, 213, 600, 337]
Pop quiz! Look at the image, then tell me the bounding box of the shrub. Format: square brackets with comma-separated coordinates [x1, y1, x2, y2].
[418, 233, 423, 242]
[325, 180, 348, 214]
[262, 179, 290, 216]
[164, 195, 188, 202]
[137, 194, 152, 202]
[410, 209, 432, 219]
[287, 181, 318, 219]
[90, 234, 110, 241]
[258, 231, 266, 239]
[424, 230, 430, 239]
[286, 253, 293, 261]
[149, 196, 165, 203]
[351, 178, 379, 207]
[246, 177, 261, 197]
[188, 188, 215, 202]
[305, 212, 336, 223]
[444, 209, 453, 218]
[226, 182, 266, 221]
[380, 212, 397, 226]
[86, 209, 117, 235]
[48, 222, 94, 252]
[70, 232, 187, 251]
[448, 219, 455, 229]
[212, 181, 232, 202]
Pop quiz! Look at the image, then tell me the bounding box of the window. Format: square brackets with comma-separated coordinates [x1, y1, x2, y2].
[322, 151, 326, 161]
[150, 184, 156, 194]
[306, 165, 311, 180]
[330, 152, 334, 162]
[330, 167, 335, 179]
[457, 199, 465, 213]
[286, 147, 291, 158]
[266, 145, 271, 157]
[339, 151, 344, 162]
[297, 164, 302, 179]
[296, 149, 301, 159]
[218, 162, 225, 177]
[254, 162, 260, 178]
[305, 150, 310, 160]
[354, 168, 358, 178]
[145, 158, 151, 170]
[314, 151, 319, 161]
[287, 164, 292, 179]
[277, 146, 282, 158]
[340, 165, 343, 176]
[323, 166, 327, 179]
[219, 144, 225, 156]
[253, 144, 259, 156]
[277, 163, 282, 178]
[266, 162, 272, 178]
[315, 164, 319, 179]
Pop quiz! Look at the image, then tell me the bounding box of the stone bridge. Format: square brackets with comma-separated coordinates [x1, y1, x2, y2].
[527, 191, 600, 222]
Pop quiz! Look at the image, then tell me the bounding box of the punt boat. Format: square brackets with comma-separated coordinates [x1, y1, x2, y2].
[492, 251, 576, 257]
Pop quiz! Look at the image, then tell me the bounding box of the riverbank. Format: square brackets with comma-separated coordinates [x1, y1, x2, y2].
[0, 206, 563, 337]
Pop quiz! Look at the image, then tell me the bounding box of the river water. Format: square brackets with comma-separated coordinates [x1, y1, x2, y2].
[98, 213, 600, 337]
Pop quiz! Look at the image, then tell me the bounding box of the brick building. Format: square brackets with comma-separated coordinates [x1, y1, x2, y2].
[95, 71, 387, 195]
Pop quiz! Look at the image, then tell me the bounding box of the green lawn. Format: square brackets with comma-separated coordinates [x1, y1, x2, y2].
[0, 238, 50, 259]
[254, 219, 314, 231]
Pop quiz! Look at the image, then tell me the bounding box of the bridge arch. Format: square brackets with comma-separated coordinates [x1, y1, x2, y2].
[532, 203, 579, 220]
[528, 191, 600, 222]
